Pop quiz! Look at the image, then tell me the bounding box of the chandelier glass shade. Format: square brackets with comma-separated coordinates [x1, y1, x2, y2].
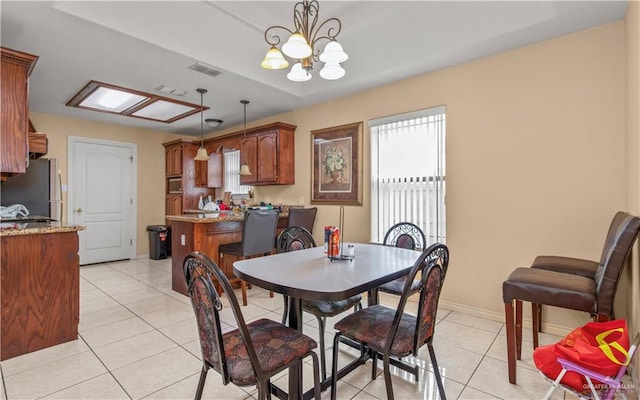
[261, 0, 348, 82]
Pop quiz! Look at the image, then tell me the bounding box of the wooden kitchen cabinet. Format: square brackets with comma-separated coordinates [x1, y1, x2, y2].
[239, 122, 296, 186]
[165, 143, 183, 176]
[166, 194, 182, 217]
[1, 47, 38, 177]
[163, 140, 213, 222]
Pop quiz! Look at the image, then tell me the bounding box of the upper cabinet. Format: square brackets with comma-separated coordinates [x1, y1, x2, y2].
[1, 47, 39, 177]
[165, 143, 183, 176]
[239, 122, 296, 186]
[163, 140, 213, 220]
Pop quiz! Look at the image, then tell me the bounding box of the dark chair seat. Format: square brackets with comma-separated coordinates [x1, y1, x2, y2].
[224, 318, 318, 385]
[503, 268, 597, 315]
[378, 276, 421, 296]
[334, 305, 418, 355]
[303, 296, 362, 318]
[531, 255, 599, 277]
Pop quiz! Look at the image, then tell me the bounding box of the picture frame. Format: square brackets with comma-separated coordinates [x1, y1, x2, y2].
[311, 122, 363, 205]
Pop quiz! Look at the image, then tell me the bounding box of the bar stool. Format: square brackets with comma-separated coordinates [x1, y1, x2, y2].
[502, 211, 640, 384]
[287, 207, 317, 233]
[219, 209, 279, 306]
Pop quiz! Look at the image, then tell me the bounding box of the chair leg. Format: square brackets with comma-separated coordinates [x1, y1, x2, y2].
[316, 314, 327, 380]
[428, 342, 447, 400]
[531, 303, 539, 349]
[382, 353, 395, 400]
[281, 295, 289, 325]
[195, 364, 208, 400]
[308, 351, 322, 400]
[257, 380, 268, 400]
[505, 301, 517, 384]
[515, 299, 523, 360]
[331, 333, 342, 400]
[371, 350, 378, 380]
[537, 303, 543, 332]
[241, 281, 248, 306]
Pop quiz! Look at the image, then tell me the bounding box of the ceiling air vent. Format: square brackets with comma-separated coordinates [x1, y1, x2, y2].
[188, 62, 221, 78]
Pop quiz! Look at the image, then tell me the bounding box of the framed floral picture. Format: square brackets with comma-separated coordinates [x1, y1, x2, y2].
[311, 122, 363, 205]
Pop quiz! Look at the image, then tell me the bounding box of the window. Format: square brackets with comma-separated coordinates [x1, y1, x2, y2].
[223, 150, 249, 195]
[370, 106, 446, 245]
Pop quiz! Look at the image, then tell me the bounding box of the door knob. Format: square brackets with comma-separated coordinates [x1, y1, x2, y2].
[75, 208, 83, 214]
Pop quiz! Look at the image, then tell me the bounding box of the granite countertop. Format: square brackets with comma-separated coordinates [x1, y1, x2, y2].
[166, 209, 288, 223]
[0, 221, 85, 237]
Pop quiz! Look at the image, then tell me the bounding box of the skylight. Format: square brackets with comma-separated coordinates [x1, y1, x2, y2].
[67, 81, 207, 123]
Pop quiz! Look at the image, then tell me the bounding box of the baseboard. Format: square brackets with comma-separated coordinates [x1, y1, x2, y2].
[136, 253, 150, 260]
[438, 300, 574, 337]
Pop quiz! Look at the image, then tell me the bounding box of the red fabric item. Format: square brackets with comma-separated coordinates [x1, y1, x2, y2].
[533, 319, 630, 393]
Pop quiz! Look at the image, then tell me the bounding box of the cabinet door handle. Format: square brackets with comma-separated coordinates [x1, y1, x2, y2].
[74, 208, 83, 214]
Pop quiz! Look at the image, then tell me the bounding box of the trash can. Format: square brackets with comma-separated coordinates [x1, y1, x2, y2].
[146, 225, 171, 260]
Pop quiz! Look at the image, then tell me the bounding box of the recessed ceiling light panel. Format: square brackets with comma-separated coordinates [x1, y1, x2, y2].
[132, 100, 195, 120]
[79, 87, 147, 112]
[67, 80, 207, 123]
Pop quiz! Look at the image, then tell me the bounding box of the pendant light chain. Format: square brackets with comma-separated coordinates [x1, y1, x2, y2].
[239, 100, 252, 176]
[194, 88, 209, 161]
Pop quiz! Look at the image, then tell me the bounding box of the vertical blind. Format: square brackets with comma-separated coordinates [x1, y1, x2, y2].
[223, 150, 249, 195]
[370, 106, 446, 245]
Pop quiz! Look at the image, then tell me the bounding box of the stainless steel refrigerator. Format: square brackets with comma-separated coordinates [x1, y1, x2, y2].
[0, 158, 62, 220]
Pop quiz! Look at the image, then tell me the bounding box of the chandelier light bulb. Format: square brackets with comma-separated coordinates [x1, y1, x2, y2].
[319, 40, 348, 63]
[282, 32, 313, 59]
[287, 62, 312, 82]
[261, 46, 290, 70]
[320, 62, 345, 80]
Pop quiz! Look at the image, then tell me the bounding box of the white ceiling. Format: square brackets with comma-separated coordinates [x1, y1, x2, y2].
[0, 1, 628, 136]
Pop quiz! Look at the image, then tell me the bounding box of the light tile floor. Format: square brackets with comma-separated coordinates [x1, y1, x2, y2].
[0, 257, 616, 399]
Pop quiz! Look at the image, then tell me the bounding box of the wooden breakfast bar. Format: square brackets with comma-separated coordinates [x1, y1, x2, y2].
[166, 210, 288, 296]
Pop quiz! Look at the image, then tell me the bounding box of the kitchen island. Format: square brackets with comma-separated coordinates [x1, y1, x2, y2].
[0, 221, 84, 360]
[166, 210, 288, 296]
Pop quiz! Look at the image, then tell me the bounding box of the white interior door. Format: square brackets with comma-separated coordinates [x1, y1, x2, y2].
[69, 137, 136, 265]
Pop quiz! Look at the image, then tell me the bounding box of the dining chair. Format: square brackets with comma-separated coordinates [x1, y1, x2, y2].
[184, 251, 321, 400]
[529, 211, 635, 333]
[218, 209, 279, 306]
[277, 226, 362, 380]
[287, 207, 318, 233]
[375, 222, 427, 301]
[502, 211, 640, 384]
[330, 243, 450, 400]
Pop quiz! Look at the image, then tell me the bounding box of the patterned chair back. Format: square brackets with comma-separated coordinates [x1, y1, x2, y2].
[383, 243, 449, 356]
[276, 226, 316, 253]
[183, 252, 263, 385]
[383, 222, 426, 251]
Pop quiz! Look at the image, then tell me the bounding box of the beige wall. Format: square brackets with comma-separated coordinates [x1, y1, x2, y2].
[28, 112, 185, 255]
[259, 21, 626, 330]
[32, 20, 627, 332]
[624, 0, 640, 384]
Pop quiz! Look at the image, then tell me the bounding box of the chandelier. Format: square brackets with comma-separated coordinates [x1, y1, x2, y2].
[260, 0, 348, 82]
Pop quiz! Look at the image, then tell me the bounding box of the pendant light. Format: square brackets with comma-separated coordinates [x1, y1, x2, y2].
[193, 88, 209, 161]
[239, 100, 252, 176]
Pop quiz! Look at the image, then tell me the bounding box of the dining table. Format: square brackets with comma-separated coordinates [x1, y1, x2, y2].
[233, 242, 422, 400]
